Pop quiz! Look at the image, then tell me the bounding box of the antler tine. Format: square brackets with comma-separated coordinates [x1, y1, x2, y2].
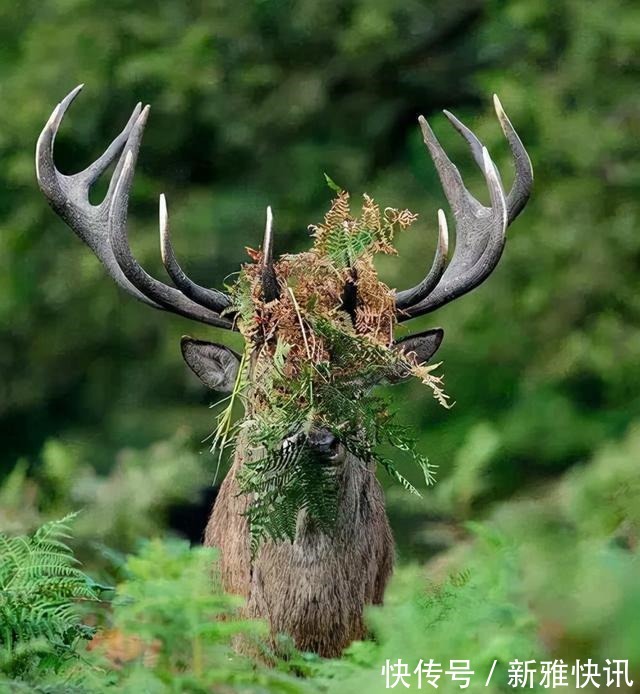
[493, 95, 533, 221]
[261, 205, 280, 302]
[441, 109, 491, 179]
[418, 115, 478, 215]
[443, 96, 533, 222]
[395, 209, 448, 310]
[159, 194, 232, 314]
[108, 115, 233, 329]
[397, 115, 508, 321]
[36, 85, 156, 306]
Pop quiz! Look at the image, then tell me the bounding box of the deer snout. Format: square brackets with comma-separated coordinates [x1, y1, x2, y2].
[306, 428, 341, 461]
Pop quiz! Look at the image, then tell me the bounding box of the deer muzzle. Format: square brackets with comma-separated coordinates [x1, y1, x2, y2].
[306, 427, 342, 462]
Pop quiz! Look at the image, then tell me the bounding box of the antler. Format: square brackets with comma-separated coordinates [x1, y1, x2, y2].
[36, 85, 234, 329]
[159, 195, 232, 313]
[260, 206, 280, 302]
[396, 96, 532, 320]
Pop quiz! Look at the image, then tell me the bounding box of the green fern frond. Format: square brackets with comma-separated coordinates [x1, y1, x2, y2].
[0, 515, 102, 678]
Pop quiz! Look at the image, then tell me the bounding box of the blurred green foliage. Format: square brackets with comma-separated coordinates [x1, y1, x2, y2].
[1, 0, 638, 494]
[0, 432, 210, 563]
[0, 0, 639, 690]
[2, 428, 638, 690]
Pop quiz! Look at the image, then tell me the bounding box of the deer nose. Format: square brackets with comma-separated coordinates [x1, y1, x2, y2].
[306, 428, 337, 455]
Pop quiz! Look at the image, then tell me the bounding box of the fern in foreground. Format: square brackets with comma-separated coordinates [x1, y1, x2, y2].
[87, 539, 306, 693]
[0, 529, 306, 693]
[0, 515, 100, 678]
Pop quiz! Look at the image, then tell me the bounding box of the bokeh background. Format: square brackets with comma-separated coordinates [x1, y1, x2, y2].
[1, 1, 639, 691]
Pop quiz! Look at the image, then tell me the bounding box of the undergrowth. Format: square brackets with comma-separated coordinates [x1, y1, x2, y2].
[1, 421, 640, 693]
[5, 427, 640, 694]
[0, 514, 102, 681]
[0, 521, 306, 693]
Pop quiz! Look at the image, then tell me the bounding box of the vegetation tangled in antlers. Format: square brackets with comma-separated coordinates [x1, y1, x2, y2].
[217, 189, 449, 552]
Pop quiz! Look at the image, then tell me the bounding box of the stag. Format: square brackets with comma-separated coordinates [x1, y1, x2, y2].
[36, 86, 532, 657]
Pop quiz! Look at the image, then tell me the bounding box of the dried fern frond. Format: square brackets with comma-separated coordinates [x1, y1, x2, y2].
[410, 361, 453, 409]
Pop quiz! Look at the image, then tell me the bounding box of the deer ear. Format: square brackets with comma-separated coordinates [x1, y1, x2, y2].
[181, 337, 241, 393]
[388, 328, 444, 383]
[394, 328, 444, 364]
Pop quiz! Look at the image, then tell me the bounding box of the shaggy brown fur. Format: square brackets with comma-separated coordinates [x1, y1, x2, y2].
[204, 443, 394, 658]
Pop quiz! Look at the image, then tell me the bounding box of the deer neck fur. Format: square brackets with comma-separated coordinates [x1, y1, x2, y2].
[204, 435, 395, 657]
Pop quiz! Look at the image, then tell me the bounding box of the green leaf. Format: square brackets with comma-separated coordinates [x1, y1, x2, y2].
[323, 172, 343, 193]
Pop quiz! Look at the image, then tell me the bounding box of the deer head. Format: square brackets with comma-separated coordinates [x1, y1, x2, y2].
[36, 85, 532, 655]
[36, 86, 530, 449]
